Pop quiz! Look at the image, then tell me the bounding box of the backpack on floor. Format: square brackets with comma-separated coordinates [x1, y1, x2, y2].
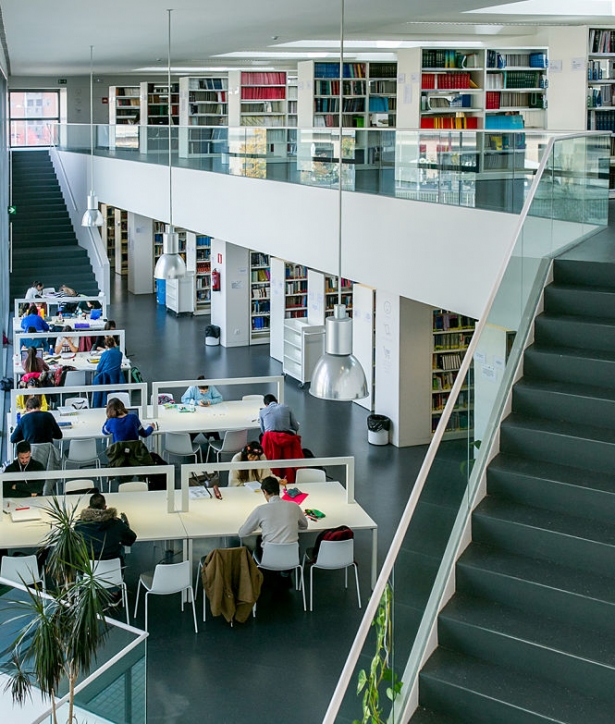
[131, 365, 145, 384]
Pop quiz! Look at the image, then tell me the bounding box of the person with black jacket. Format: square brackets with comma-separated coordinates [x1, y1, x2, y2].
[3, 441, 45, 497]
[75, 490, 137, 560]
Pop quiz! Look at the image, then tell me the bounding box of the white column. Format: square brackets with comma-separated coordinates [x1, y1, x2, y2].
[210, 238, 250, 347]
[127, 213, 153, 294]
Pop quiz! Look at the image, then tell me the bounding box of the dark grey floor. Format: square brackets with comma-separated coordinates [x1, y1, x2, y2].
[106, 275, 428, 724]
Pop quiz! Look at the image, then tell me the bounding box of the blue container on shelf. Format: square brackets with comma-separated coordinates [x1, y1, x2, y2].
[155, 279, 166, 306]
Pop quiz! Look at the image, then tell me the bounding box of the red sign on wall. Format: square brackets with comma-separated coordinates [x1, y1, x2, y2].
[217, 253, 222, 264]
[102, 97, 109, 104]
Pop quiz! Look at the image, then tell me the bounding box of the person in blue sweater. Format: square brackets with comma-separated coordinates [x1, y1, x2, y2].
[20, 305, 49, 333]
[92, 337, 124, 408]
[181, 375, 223, 407]
[102, 398, 157, 444]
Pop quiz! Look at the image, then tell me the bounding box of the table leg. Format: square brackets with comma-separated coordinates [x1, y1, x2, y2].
[371, 528, 378, 590]
[183, 538, 191, 604]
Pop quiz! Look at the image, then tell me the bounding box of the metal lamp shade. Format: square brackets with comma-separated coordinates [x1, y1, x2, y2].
[153, 227, 187, 280]
[81, 193, 103, 227]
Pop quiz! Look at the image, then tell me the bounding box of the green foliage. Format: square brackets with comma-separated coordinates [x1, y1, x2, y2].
[3, 499, 111, 724]
[353, 583, 402, 724]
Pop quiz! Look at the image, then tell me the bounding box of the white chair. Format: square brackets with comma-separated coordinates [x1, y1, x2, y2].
[63, 396, 89, 410]
[1, 555, 44, 589]
[108, 392, 131, 408]
[134, 560, 198, 633]
[242, 394, 264, 404]
[164, 432, 202, 465]
[303, 539, 361, 612]
[64, 370, 87, 387]
[91, 558, 130, 624]
[206, 428, 248, 463]
[64, 479, 96, 494]
[295, 468, 327, 484]
[63, 438, 100, 470]
[253, 542, 306, 612]
[118, 481, 149, 493]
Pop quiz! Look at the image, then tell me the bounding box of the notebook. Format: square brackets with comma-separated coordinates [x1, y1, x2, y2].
[10, 506, 42, 522]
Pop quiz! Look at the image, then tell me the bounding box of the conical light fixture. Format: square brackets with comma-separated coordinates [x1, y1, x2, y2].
[81, 45, 103, 227]
[310, 0, 367, 401]
[154, 8, 186, 281]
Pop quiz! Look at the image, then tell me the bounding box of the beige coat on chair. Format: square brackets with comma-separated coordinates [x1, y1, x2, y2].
[203, 547, 263, 624]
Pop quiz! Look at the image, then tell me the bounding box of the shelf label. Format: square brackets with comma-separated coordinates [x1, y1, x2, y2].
[571, 57, 586, 72]
[549, 59, 562, 73]
[481, 364, 496, 382]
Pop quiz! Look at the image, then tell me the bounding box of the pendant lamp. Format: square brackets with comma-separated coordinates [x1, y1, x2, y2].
[154, 8, 187, 281]
[310, 0, 367, 401]
[81, 46, 103, 227]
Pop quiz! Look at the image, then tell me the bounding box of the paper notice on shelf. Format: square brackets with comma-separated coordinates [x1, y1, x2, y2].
[403, 84, 413, 104]
[474, 351, 486, 365]
[550, 59, 562, 73]
[231, 280, 243, 289]
[571, 58, 586, 72]
[494, 357, 505, 371]
[481, 364, 496, 382]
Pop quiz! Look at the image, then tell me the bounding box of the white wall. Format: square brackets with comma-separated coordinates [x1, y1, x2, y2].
[210, 238, 250, 347]
[64, 153, 519, 321]
[127, 213, 153, 294]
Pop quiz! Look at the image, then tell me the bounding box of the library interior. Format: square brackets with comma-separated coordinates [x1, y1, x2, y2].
[2, 1, 615, 723]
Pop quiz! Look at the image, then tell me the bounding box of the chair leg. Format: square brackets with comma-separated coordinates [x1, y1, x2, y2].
[310, 566, 314, 612]
[144, 592, 149, 632]
[122, 583, 130, 624]
[134, 579, 142, 619]
[345, 566, 348, 589]
[194, 561, 203, 601]
[353, 564, 361, 609]
[188, 587, 198, 633]
[298, 566, 306, 611]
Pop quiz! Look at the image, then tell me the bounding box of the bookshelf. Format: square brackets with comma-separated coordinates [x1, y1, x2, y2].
[420, 49, 484, 130]
[588, 28, 615, 197]
[270, 258, 309, 362]
[185, 232, 211, 315]
[153, 221, 187, 267]
[178, 76, 228, 158]
[100, 204, 116, 272]
[283, 318, 325, 386]
[297, 61, 397, 129]
[432, 309, 475, 439]
[250, 251, 271, 345]
[139, 81, 179, 153]
[228, 71, 288, 127]
[108, 85, 140, 150]
[115, 208, 129, 276]
[325, 275, 353, 317]
[287, 75, 298, 127]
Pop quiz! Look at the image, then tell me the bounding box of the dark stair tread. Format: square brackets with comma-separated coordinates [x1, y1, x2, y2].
[502, 411, 615, 446]
[475, 496, 615, 548]
[488, 453, 615, 497]
[409, 707, 465, 724]
[440, 593, 615, 669]
[421, 648, 614, 724]
[514, 377, 615, 404]
[526, 343, 615, 364]
[459, 543, 615, 605]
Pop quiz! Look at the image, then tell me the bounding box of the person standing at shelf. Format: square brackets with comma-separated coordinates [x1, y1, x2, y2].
[181, 375, 223, 407]
[102, 398, 157, 444]
[259, 394, 303, 483]
[20, 305, 49, 333]
[2, 441, 46, 498]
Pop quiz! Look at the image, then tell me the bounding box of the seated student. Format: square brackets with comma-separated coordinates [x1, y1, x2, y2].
[17, 378, 49, 412]
[21, 345, 49, 375]
[25, 280, 44, 301]
[54, 325, 79, 355]
[229, 441, 286, 487]
[94, 320, 119, 352]
[56, 284, 79, 314]
[78, 297, 102, 314]
[181, 375, 223, 407]
[21, 304, 49, 333]
[92, 337, 124, 408]
[3, 441, 46, 497]
[102, 397, 157, 444]
[75, 489, 137, 561]
[21, 325, 47, 351]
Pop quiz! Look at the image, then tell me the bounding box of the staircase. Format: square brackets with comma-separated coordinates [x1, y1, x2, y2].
[410, 251, 615, 723]
[10, 149, 99, 302]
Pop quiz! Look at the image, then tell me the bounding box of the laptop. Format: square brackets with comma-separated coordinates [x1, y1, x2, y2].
[10, 506, 42, 523]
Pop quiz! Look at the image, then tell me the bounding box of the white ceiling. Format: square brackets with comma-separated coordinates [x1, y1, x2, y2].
[1, 0, 612, 76]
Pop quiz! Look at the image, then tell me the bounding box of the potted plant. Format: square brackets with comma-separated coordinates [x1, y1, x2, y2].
[4, 497, 112, 724]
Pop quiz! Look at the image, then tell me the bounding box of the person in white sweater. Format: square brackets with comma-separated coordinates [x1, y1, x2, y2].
[229, 441, 285, 487]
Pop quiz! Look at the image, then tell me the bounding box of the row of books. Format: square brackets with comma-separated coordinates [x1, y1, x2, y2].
[251, 300, 270, 314]
[369, 80, 396, 94]
[433, 312, 475, 331]
[242, 101, 285, 113]
[193, 78, 227, 90]
[251, 252, 269, 266]
[426, 94, 473, 110]
[588, 86, 615, 108]
[587, 109, 615, 131]
[189, 91, 227, 103]
[434, 353, 464, 371]
[313, 114, 366, 127]
[117, 99, 140, 107]
[196, 263, 210, 274]
[241, 72, 286, 86]
[241, 116, 285, 127]
[285, 264, 307, 280]
[432, 390, 471, 413]
[252, 317, 271, 331]
[314, 80, 367, 96]
[314, 98, 366, 113]
[252, 288, 270, 299]
[488, 71, 545, 89]
[315, 62, 366, 79]
[590, 29, 615, 54]
[420, 116, 479, 129]
[422, 50, 472, 69]
[587, 60, 615, 81]
[431, 410, 470, 434]
[432, 371, 466, 391]
[115, 87, 140, 97]
[147, 83, 179, 93]
[369, 63, 397, 78]
[486, 91, 544, 109]
[487, 51, 547, 69]
[251, 269, 270, 282]
[190, 104, 226, 116]
[434, 332, 474, 350]
[285, 309, 308, 319]
[422, 73, 475, 90]
[241, 87, 286, 100]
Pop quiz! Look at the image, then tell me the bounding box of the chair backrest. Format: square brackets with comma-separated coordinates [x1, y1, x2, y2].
[64, 397, 89, 410]
[150, 560, 191, 594]
[108, 392, 130, 408]
[315, 539, 355, 569]
[118, 481, 149, 493]
[164, 432, 195, 455]
[1, 554, 41, 585]
[260, 542, 300, 569]
[91, 558, 123, 587]
[67, 438, 98, 462]
[220, 428, 248, 453]
[242, 394, 264, 403]
[64, 371, 87, 387]
[64, 479, 96, 494]
[295, 468, 327, 484]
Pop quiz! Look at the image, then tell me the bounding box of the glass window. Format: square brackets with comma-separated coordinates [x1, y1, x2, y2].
[10, 91, 59, 147]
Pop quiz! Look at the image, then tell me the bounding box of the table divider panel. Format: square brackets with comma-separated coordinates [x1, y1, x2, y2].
[14, 294, 108, 319]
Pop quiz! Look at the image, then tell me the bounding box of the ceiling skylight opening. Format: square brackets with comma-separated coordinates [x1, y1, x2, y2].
[465, 0, 615, 15]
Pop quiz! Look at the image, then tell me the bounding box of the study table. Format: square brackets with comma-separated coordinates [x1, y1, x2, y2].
[13, 314, 108, 332]
[12, 351, 132, 378]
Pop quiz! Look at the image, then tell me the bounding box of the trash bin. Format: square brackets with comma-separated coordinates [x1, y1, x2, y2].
[205, 324, 220, 347]
[155, 279, 166, 306]
[367, 414, 390, 446]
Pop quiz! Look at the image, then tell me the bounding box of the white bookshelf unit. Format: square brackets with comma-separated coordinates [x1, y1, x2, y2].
[100, 203, 116, 273]
[270, 258, 308, 362]
[250, 251, 271, 345]
[228, 71, 288, 127]
[588, 28, 615, 197]
[108, 85, 140, 150]
[283, 318, 325, 386]
[178, 75, 228, 158]
[185, 232, 211, 315]
[101, 205, 128, 276]
[139, 81, 179, 153]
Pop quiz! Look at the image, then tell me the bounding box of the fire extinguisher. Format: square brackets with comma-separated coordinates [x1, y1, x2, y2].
[212, 269, 221, 292]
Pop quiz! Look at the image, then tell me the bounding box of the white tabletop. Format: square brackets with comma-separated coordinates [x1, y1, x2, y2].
[13, 351, 132, 377]
[14, 315, 108, 331]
